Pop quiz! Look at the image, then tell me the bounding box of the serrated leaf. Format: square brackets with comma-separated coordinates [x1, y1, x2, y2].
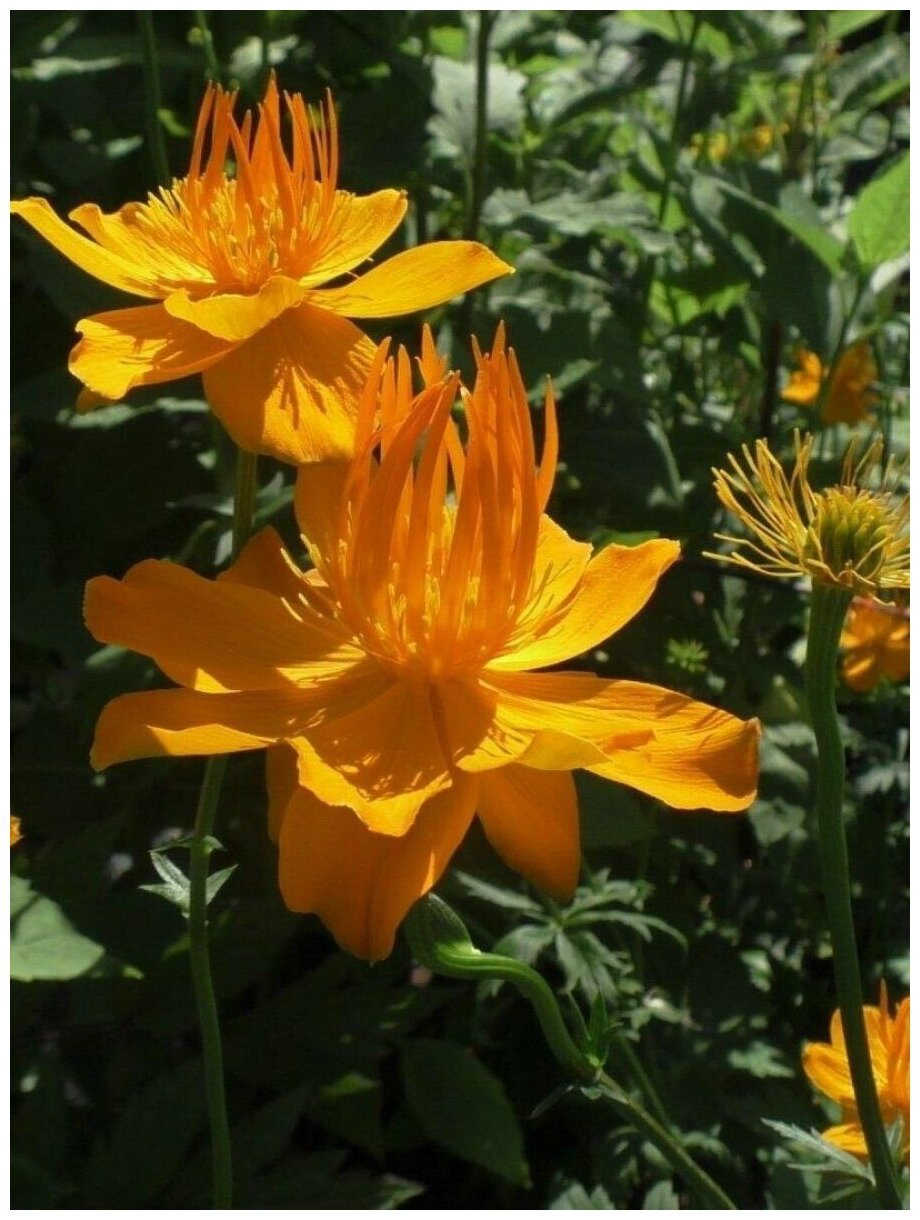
[401, 1039, 530, 1186]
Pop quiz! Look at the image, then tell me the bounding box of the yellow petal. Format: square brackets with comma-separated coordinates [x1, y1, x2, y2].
[85, 553, 359, 693]
[71, 304, 232, 401]
[277, 772, 477, 960]
[202, 304, 377, 464]
[436, 679, 537, 773]
[309, 241, 512, 319]
[803, 1042, 856, 1107]
[821, 1121, 868, 1159]
[216, 526, 309, 603]
[266, 743, 299, 843]
[163, 276, 307, 342]
[492, 537, 681, 671]
[476, 765, 579, 900]
[304, 188, 408, 284]
[90, 686, 317, 770]
[11, 197, 162, 298]
[292, 678, 452, 835]
[496, 517, 592, 656]
[584, 683, 761, 812]
[293, 460, 350, 563]
[69, 201, 210, 289]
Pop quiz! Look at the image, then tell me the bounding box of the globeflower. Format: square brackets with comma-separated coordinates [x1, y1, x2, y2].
[803, 984, 910, 1164]
[85, 328, 760, 959]
[782, 343, 879, 426]
[709, 431, 909, 597]
[11, 80, 510, 464]
[840, 598, 910, 692]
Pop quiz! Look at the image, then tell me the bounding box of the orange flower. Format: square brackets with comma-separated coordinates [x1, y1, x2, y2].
[803, 984, 910, 1163]
[782, 343, 879, 426]
[84, 328, 760, 959]
[840, 598, 910, 692]
[11, 80, 510, 464]
[10, 816, 22, 847]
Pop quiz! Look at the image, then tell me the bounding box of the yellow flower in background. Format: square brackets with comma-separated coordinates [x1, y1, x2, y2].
[710, 432, 909, 597]
[11, 79, 510, 464]
[782, 343, 880, 426]
[803, 984, 910, 1163]
[840, 598, 910, 692]
[84, 327, 760, 960]
[10, 816, 22, 847]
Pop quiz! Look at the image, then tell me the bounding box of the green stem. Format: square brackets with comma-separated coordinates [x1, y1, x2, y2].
[187, 446, 258, 1209]
[195, 10, 223, 83]
[405, 898, 735, 1209]
[804, 583, 903, 1209]
[466, 11, 495, 241]
[137, 12, 170, 187]
[595, 1071, 736, 1210]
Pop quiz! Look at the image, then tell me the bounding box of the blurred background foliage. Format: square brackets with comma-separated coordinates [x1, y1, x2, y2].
[11, 10, 908, 1209]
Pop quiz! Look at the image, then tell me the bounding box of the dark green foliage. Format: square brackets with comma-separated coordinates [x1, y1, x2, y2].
[11, 10, 908, 1209]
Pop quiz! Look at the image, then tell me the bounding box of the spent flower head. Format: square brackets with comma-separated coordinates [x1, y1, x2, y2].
[709, 431, 909, 598]
[84, 327, 759, 960]
[10, 78, 510, 464]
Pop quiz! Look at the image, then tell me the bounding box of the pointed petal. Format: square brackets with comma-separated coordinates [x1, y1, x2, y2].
[11, 197, 162, 298]
[477, 765, 579, 900]
[304, 188, 408, 284]
[492, 536, 681, 671]
[277, 772, 477, 960]
[292, 679, 452, 835]
[309, 242, 512, 319]
[91, 686, 317, 770]
[820, 1122, 868, 1159]
[217, 526, 311, 604]
[803, 1042, 856, 1107]
[202, 304, 377, 464]
[84, 552, 360, 693]
[163, 276, 307, 342]
[71, 304, 232, 401]
[266, 743, 299, 843]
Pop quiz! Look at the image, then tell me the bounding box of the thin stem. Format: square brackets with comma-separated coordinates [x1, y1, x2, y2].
[187, 446, 259, 1209]
[404, 898, 736, 1209]
[804, 582, 903, 1209]
[188, 755, 232, 1209]
[595, 1071, 736, 1210]
[137, 12, 170, 187]
[194, 10, 223, 83]
[466, 11, 495, 241]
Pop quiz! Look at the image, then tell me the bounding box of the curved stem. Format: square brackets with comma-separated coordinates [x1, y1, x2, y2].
[804, 583, 903, 1209]
[404, 898, 735, 1209]
[187, 447, 259, 1209]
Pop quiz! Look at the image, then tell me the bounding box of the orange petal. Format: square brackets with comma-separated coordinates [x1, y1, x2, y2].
[163, 276, 307, 342]
[266, 742, 299, 843]
[803, 1042, 856, 1107]
[202, 303, 376, 464]
[11, 197, 162, 298]
[293, 460, 350, 563]
[304, 188, 408, 284]
[491, 536, 681, 671]
[436, 679, 537, 773]
[476, 765, 579, 900]
[277, 772, 477, 960]
[71, 304, 232, 401]
[292, 679, 452, 835]
[90, 686, 318, 770]
[309, 241, 512, 319]
[217, 525, 313, 604]
[821, 1121, 868, 1159]
[84, 553, 359, 693]
[69, 201, 212, 290]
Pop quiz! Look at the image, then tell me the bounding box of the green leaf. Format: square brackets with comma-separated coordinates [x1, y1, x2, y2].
[848, 154, 909, 270]
[401, 1039, 530, 1186]
[82, 1059, 207, 1206]
[11, 875, 109, 981]
[826, 11, 886, 40]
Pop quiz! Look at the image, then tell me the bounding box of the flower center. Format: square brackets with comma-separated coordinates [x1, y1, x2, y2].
[803, 488, 893, 588]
